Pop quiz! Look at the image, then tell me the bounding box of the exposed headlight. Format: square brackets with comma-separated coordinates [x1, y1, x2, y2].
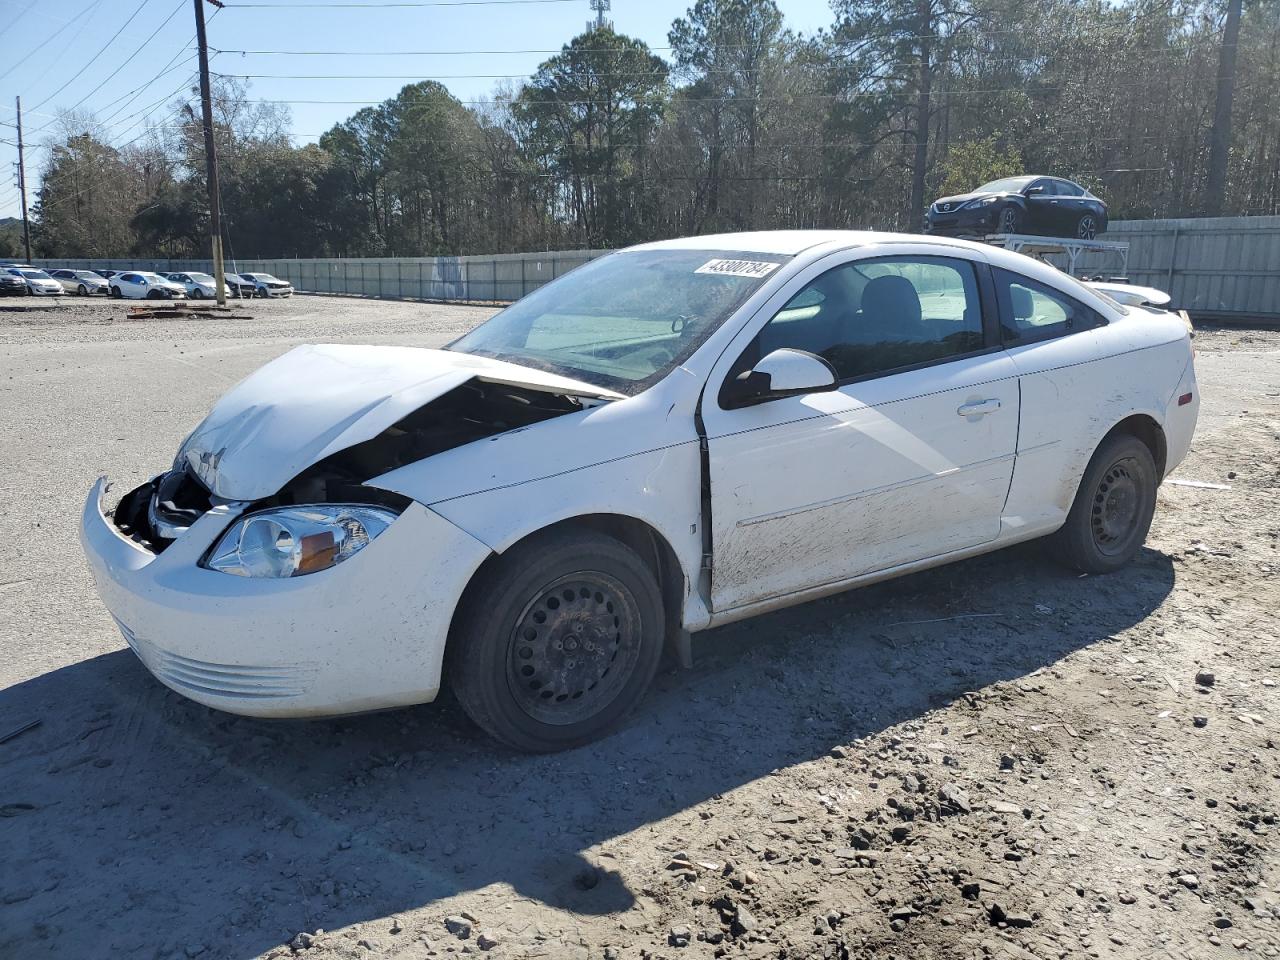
[204, 504, 399, 578]
[963, 196, 1000, 209]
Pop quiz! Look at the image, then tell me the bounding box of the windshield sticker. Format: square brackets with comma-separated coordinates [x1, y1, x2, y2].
[694, 258, 781, 279]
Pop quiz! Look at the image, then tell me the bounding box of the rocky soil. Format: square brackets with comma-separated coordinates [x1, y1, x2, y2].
[1, 299, 1277, 960]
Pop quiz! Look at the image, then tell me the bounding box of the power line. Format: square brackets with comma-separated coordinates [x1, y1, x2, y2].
[32, 0, 188, 134]
[225, 0, 580, 6]
[0, 0, 98, 82]
[28, 0, 158, 112]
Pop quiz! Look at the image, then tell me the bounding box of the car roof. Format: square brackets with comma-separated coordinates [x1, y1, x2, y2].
[629, 229, 996, 257]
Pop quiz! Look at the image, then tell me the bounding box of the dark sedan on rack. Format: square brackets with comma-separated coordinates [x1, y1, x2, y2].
[925, 175, 1108, 240]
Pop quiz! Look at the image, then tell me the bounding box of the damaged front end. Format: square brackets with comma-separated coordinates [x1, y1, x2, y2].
[108, 371, 598, 560]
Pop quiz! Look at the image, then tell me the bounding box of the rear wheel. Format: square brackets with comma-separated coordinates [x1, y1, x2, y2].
[1053, 433, 1157, 573]
[1076, 214, 1100, 240]
[998, 205, 1021, 234]
[448, 529, 665, 752]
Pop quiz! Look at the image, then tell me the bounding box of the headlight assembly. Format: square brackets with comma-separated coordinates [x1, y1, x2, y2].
[964, 196, 999, 209]
[204, 504, 399, 578]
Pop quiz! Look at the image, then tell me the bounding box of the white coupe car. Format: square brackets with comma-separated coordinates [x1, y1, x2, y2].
[166, 271, 220, 299]
[6, 266, 63, 296]
[81, 231, 1199, 751]
[241, 272, 294, 297]
[109, 271, 188, 300]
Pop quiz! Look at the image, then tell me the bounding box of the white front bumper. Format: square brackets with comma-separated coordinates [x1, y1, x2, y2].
[80, 479, 492, 717]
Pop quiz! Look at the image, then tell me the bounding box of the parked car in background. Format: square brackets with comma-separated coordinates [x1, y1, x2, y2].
[109, 271, 188, 300]
[50, 269, 110, 296]
[926, 176, 1108, 240]
[0, 271, 26, 296]
[5, 265, 63, 296]
[95, 270, 121, 282]
[223, 273, 256, 298]
[81, 230, 1198, 751]
[241, 272, 294, 298]
[166, 271, 221, 299]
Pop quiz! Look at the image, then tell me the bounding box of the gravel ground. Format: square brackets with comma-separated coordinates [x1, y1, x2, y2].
[1, 295, 1278, 960]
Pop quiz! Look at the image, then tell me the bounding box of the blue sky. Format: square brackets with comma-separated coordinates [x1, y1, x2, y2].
[0, 0, 835, 222]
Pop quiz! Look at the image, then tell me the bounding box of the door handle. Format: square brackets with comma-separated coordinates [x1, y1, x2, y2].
[957, 399, 1001, 417]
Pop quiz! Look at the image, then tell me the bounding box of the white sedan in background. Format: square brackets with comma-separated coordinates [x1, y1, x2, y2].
[81, 231, 1198, 752]
[6, 266, 63, 296]
[241, 272, 294, 297]
[49, 269, 110, 295]
[109, 271, 188, 300]
[166, 271, 220, 299]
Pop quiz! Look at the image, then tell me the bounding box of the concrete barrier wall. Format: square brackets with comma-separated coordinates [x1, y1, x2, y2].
[32, 216, 1280, 320]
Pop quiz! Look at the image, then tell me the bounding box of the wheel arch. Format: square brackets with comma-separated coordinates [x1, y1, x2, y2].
[445, 512, 692, 668]
[1103, 413, 1168, 480]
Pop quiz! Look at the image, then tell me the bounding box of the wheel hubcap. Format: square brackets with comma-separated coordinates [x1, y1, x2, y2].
[506, 572, 642, 725]
[1001, 209, 1016, 232]
[1090, 458, 1140, 554]
[1078, 217, 1097, 239]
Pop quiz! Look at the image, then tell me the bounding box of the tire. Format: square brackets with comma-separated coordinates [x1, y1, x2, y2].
[1076, 214, 1100, 240]
[77, 284, 87, 296]
[997, 205, 1022, 234]
[448, 529, 665, 752]
[110, 286, 122, 299]
[256, 287, 268, 298]
[22, 285, 31, 296]
[191, 288, 203, 299]
[1053, 433, 1158, 574]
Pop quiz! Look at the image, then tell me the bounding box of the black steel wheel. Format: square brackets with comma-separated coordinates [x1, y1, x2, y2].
[449, 529, 665, 752]
[1076, 214, 1099, 240]
[1053, 433, 1157, 573]
[998, 205, 1021, 234]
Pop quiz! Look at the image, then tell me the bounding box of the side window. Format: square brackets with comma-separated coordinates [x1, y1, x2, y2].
[747, 256, 986, 382]
[1055, 180, 1083, 197]
[994, 268, 1106, 344]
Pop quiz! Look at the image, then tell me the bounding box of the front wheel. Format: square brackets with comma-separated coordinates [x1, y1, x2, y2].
[448, 529, 665, 752]
[997, 205, 1021, 234]
[1053, 433, 1157, 573]
[77, 284, 87, 296]
[110, 286, 122, 299]
[256, 287, 268, 298]
[191, 288, 204, 299]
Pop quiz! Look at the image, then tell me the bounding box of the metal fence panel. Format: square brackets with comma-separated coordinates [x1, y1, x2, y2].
[30, 220, 1278, 319]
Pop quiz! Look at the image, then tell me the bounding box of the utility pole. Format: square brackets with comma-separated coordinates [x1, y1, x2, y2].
[193, 0, 226, 304]
[15, 97, 32, 263]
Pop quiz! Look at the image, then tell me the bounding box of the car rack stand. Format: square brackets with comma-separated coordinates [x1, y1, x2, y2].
[983, 233, 1130, 279]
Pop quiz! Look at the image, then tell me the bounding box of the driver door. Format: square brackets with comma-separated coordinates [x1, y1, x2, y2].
[701, 250, 1020, 612]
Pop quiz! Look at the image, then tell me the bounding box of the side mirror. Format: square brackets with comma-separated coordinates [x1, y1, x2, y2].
[721, 348, 838, 409]
[1025, 185, 1045, 195]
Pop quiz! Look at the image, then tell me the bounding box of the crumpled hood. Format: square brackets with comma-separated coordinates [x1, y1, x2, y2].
[177, 344, 622, 501]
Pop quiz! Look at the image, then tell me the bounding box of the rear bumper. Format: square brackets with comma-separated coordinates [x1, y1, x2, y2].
[80, 478, 492, 718]
[1162, 352, 1200, 478]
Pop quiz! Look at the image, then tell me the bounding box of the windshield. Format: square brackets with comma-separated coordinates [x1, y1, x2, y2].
[19, 269, 52, 280]
[977, 176, 1034, 193]
[188, 272, 214, 282]
[448, 249, 788, 395]
[137, 273, 167, 282]
[75, 271, 101, 280]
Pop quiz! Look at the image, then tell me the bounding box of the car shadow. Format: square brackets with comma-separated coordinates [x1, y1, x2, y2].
[1, 541, 1175, 958]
